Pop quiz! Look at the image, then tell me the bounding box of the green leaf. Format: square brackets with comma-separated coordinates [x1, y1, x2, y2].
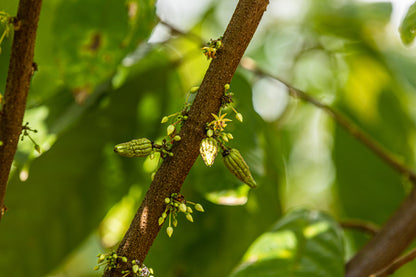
[230, 209, 345, 277]
[400, 1, 416, 45]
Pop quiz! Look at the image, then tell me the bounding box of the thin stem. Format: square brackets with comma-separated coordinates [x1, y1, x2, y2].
[370, 247, 416, 277]
[340, 220, 379, 236]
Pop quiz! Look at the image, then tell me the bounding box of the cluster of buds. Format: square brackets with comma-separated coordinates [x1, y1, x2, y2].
[21, 122, 41, 153]
[121, 260, 154, 277]
[202, 37, 222, 60]
[94, 252, 154, 277]
[94, 251, 127, 271]
[199, 84, 257, 188]
[159, 193, 205, 237]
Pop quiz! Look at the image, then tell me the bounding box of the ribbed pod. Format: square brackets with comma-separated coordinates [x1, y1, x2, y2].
[114, 138, 153, 158]
[222, 148, 257, 188]
[200, 137, 218, 167]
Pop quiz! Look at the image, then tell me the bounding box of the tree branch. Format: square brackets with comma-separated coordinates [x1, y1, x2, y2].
[239, 58, 416, 277]
[103, 0, 269, 275]
[0, 0, 43, 221]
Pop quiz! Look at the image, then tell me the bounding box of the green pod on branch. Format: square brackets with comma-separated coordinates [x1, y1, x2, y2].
[114, 138, 153, 158]
[200, 137, 218, 167]
[222, 148, 257, 188]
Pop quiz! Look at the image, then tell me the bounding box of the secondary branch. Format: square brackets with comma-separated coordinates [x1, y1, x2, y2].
[103, 0, 269, 275]
[0, 0, 43, 221]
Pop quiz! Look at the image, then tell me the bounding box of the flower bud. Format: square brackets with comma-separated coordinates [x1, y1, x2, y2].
[174, 135, 181, 141]
[167, 125, 175, 136]
[179, 203, 187, 213]
[164, 198, 170, 204]
[167, 226, 173, 237]
[224, 84, 230, 90]
[195, 203, 204, 212]
[190, 86, 199, 93]
[236, 113, 243, 122]
[186, 213, 194, 222]
[207, 129, 214, 137]
[161, 116, 169, 124]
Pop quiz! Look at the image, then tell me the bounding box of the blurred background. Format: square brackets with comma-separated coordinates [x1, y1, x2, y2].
[1, 0, 416, 276]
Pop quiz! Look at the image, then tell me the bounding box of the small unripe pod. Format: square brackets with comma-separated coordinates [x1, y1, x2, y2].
[114, 138, 153, 158]
[222, 148, 257, 188]
[200, 137, 218, 167]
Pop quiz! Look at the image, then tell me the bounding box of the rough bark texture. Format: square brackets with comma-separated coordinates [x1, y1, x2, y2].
[346, 185, 416, 277]
[0, 0, 43, 221]
[103, 0, 269, 275]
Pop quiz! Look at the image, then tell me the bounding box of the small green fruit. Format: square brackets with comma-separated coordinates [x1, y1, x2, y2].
[164, 198, 170, 204]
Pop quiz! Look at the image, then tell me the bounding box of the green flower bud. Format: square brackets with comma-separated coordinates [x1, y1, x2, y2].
[98, 254, 106, 262]
[207, 129, 214, 137]
[174, 135, 181, 141]
[113, 254, 118, 259]
[172, 217, 178, 227]
[222, 133, 229, 142]
[187, 206, 193, 213]
[190, 86, 199, 93]
[167, 226, 174, 237]
[236, 113, 243, 122]
[167, 124, 175, 136]
[179, 203, 187, 213]
[94, 265, 100, 271]
[121, 256, 128, 263]
[161, 116, 169, 124]
[162, 212, 167, 219]
[34, 144, 41, 153]
[224, 84, 230, 90]
[164, 198, 171, 204]
[132, 264, 139, 273]
[227, 133, 234, 140]
[150, 268, 154, 274]
[195, 203, 204, 212]
[158, 217, 164, 225]
[186, 213, 194, 222]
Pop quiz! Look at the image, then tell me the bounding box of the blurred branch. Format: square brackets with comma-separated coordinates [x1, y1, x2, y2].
[239, 57, 416, 183]
[340, 220, 379, 236]
[103, 0, 270, 276]
[239, 58, 416, 277]
[0, 0, 43, 221]
[370, 247, 416, 277]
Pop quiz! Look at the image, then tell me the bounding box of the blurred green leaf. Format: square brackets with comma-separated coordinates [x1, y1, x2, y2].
[400, 1, 416, 45]
[0, 55, 174, 277]
[231, 209, 345, 277]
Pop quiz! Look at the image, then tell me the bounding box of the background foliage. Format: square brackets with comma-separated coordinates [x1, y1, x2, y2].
[1, 0, 416, 276]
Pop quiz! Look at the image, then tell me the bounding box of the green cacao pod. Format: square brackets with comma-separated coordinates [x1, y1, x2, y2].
[222, 148, 257, 188]
[200, 137, 218, 167]
[114, 138, 153, 158]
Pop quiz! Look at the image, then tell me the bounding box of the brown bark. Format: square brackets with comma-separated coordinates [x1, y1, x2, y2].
[0, 0, 43, 221]
[103, 0, 269, 275]
[346, 185, 416, 277]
